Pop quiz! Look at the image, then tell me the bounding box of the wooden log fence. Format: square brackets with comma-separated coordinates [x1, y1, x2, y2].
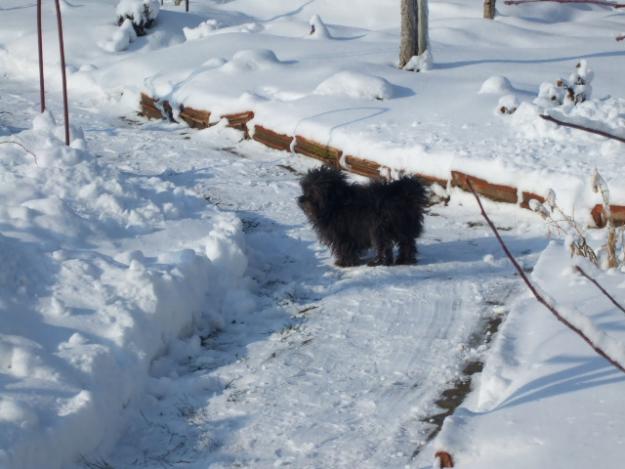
[138, 94, 625, 227]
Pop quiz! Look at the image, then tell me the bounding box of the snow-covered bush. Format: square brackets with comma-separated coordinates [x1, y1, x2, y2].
[529, 170, 623, 269]
[116, 0, 160, 36]
[534, 60, 593, 108]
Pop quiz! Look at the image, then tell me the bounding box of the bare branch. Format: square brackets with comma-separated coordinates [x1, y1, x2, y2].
[467, 177, 625, 375]
[0, 141, 39, 166]
[540, 114, 625, 144]
[575, 266, 625, 316]
[505, 0, 625, 8]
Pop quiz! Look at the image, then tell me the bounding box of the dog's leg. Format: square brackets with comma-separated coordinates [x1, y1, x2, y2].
[396, 238, 417, 265]
[368, 229, 394, 266]
[333, 244, 360, 267]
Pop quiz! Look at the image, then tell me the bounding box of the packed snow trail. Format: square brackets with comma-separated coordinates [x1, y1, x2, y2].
[1, 83, 545, 468]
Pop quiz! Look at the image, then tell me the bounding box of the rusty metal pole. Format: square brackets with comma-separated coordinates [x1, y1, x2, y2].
[36, 0, 71, 145]
[54, 0, 70, 145]
[37, 0, 45, 112]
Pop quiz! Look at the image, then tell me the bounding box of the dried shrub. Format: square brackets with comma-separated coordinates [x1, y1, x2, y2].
[116, 0, 160, 36]
[529, 170, 624, 269]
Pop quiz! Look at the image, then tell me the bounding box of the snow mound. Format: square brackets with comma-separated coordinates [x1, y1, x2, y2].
[221, 49, 283, 73]
[314, 71, 397, 100]
[99, 18, 137, 53]
[479, 75, 513, 95]
[183, 19, 220, 41]
[0, 112, 251, 469]
[496, 94, 519, 115]
[309, 14, 331, 39]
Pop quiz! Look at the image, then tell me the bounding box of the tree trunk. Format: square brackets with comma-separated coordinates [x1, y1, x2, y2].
[483, 0, 496, 19]
[400, 0, 429, 69]
[417, 0, 428, 56]
[399, 0, 418, 68]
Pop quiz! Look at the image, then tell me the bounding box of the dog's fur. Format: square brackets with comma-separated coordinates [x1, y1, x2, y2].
[297, 166, 426, 267]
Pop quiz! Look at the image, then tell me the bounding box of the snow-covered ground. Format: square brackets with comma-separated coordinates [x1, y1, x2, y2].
[424, 243, 625, 469]
[2, 0, 624, 213]
[1, 1, 625, 468]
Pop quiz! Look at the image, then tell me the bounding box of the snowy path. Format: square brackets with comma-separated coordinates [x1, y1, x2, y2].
[2, 82, 545, 468]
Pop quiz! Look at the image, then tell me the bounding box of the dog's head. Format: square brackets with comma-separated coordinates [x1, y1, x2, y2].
[297, 166, 349, 220]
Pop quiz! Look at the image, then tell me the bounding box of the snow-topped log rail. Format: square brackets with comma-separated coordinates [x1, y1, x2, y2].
[138, 93, 625, 227]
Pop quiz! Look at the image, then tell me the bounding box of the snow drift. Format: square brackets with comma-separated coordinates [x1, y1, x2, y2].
[0, 112, 251, 469]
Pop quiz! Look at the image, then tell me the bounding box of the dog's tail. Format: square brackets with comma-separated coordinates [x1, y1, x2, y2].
[391, 176, 428, 235]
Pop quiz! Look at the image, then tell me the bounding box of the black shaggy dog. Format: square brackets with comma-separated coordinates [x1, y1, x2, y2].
[297, 166, 426, 267]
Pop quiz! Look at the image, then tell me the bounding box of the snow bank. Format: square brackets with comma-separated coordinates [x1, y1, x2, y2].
[0, 112, 251, 469]
[420, 241, 625, 468]
[313, 71, 397, 100]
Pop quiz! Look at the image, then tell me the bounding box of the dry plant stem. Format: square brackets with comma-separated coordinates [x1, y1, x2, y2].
[0, 141, 39, 166]
[505, 0, 625, 7]
[548, 204, 599, 266]
[540, 114, 625, 144]
[467, 178, 625, 375]
[575, 266, 625, 316]
[607, 216, 618, 268]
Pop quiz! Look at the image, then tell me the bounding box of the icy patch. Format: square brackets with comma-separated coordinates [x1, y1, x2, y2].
[479, 75, 513, 95]
[314, 71, 397, 100]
